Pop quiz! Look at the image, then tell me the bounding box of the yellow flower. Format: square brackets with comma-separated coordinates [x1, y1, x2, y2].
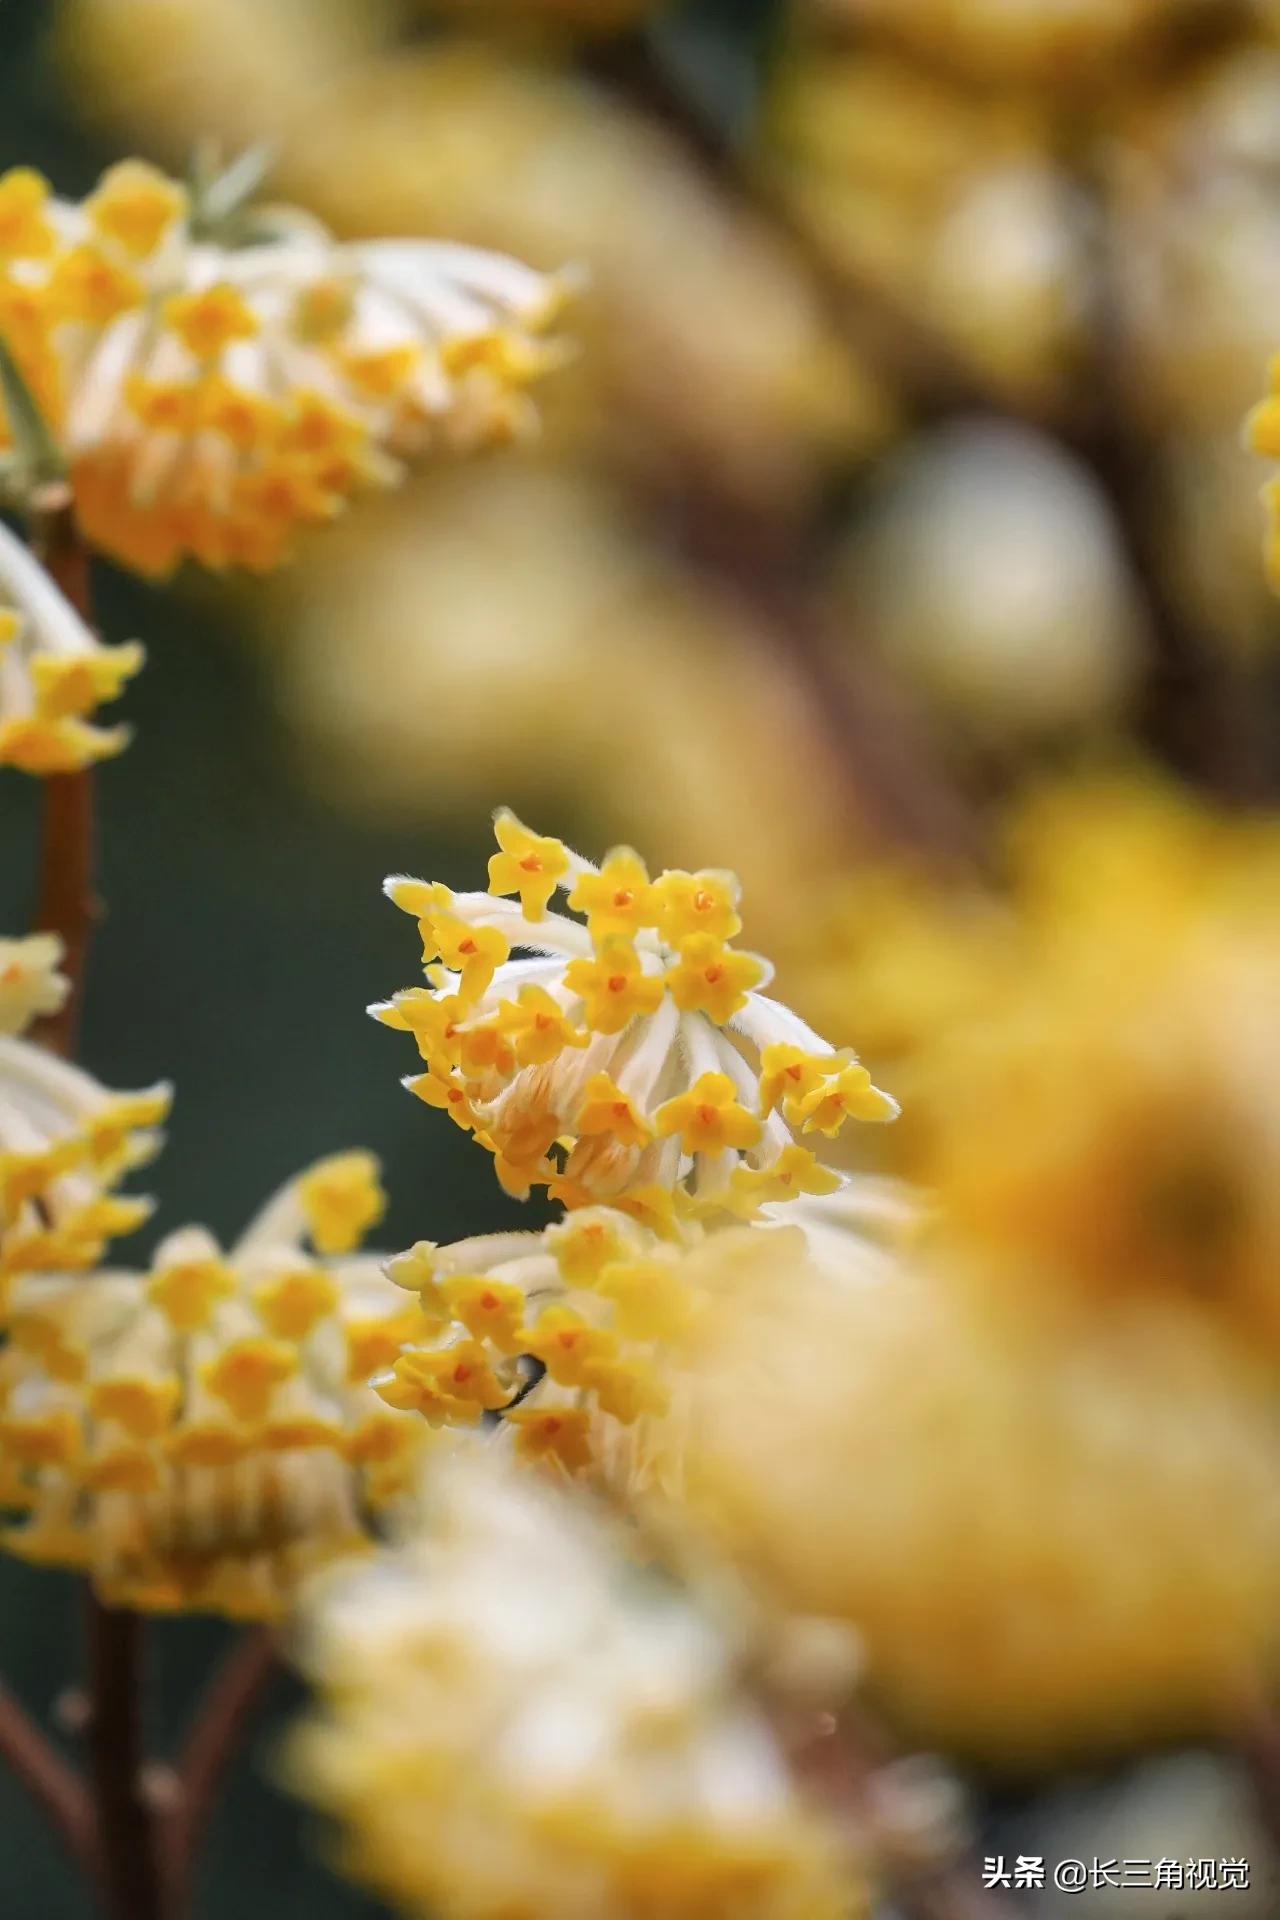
[495, 983, 586, 1066]
[0, 168, 56, 260]
[563, 935, 665, 1035]
[0, 158, 573, 576]
[486, 808, 572, 920]
[575, 1071, 652, 1149]
[287, 1451, 858, 1920]
[566, 845, 657, 937]
[0, 1021, 168, 1303]
[666, 933, 766, 1024]
[423, 911, 510, 1003]
[653, 867, 743, 944]
[728, 1146, 843, 1211]
[506, 1402, 594, 1474]
[796, 1062, 900, 1135]
[0, 1151, 430, 1618]
[655, 1073, 762, 1157]
[85, 159, 186, 257]
[647, 1224, 1280, 1769]
[298, 1150, 386, 1255]
[163, 283, 260, 356]
[0, 521, 141, 776]
[377, 812, 895, 1221]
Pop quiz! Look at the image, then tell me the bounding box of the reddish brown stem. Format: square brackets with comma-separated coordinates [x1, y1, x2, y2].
[0, 1675, 97, 1878]
[85, 1600, 165, 1920]
[28, 490, 98, 1057]
[163, 1628, 278, 1913]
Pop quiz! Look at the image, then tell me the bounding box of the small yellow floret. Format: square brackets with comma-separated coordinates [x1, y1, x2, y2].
[729, 1146, 843, 1210]
[164, 284, 260, 358]
[653, 868, 743, 945]
[563, 937, 664, 1035]
[567, 847, 657, 937]
[575, 1072, 653, 1149]
[486, 810, 570, 921]
[798, 1062, 899, 1135]
[0, 168, 55, 259]
[146, 1254, 237, 1331]
[201, 1338, 298, 1423]
[654, 1073, 762, 1156]
[85, 160, 186, 257]
[666, 935, 765, 1024]
[506, 1403, 594, 1473]
[298, 1151, 385, 1255]
[47, 246, 143, 326]
[254, 1267, 340, 1341]
[496, 984, 585, 1066]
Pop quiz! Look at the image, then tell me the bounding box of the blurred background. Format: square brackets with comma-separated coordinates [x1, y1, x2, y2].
[2, 0, 1280, 1911]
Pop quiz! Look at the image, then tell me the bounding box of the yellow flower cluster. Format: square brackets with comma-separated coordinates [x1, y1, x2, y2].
[646, 1223, 1280, 1770]
[0, 1151, 432, 1618]
[289, 1450, 858, 1920]
[375, 810, 897, 1227]
[374, 1188, 905, 1491]
[0, 960, 169, 1303]
[0, 159, 572, 576]
[0, 516, 141, 774]
[896, 782, 1280, 1352]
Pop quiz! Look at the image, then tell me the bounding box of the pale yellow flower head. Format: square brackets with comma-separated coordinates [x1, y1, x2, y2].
[375, 810, 897, 1228]
[0, 516, 141, 774]
[634, 1218, 1280, 1770]
[288, 1447, 860, 1920]
[0, 157, 573, 577]
[0, 1016, 169, 1307]
[0, 1150, 433, 1618]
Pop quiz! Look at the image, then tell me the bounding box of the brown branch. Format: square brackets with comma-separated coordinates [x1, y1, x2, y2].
[27, 488, 98, 1057]
[85, 1598, 166, 1920]
[0, 1675, 97, 1879]
[163, 1628, 278, 1913]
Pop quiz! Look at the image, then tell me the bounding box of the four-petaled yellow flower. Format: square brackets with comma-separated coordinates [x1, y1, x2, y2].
[655, 1072, 762, 1156]
[487, 809, 571, 919]
[567, 846, 657, 937]
[666, 933, 766, 1024]
[563, 936, 666, 1035]
[575, 1072, 653, 1149]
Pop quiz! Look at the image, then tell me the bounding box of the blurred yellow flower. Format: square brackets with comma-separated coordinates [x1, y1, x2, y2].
[288, 1447, 860, 1920]
[639, 1220, 1280, 1769]
[0, 155, 572, 576]
[807, 0, 1194, 83]
[0, 517, 141, 774]
[0, 1151, 432, 1618]
[375, 811, 896, 1219]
